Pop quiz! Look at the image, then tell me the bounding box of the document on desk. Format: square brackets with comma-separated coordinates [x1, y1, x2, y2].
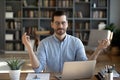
[26, 73, 50, 80]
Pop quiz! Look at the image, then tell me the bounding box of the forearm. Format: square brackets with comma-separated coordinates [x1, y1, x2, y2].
[22, 33, 40, 68]
[88, 39, 110, 60]
[27, 47, 40, 68]
[88, 48, 102, 60]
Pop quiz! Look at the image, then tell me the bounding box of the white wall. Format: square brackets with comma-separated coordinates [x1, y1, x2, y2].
[110, 0, 120, 28]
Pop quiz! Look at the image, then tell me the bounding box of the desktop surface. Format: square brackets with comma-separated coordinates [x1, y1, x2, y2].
[0, 53, 120, 80]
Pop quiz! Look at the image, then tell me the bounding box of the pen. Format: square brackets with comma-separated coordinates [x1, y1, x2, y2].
[33, 75, 40, 79]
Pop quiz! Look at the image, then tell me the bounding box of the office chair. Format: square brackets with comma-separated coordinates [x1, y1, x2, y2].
[85, 29, 113, 52]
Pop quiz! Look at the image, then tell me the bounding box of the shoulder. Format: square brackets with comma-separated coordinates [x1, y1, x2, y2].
[40, 35, 53, 43]
[66, 34, 82, 42]
[66, 34, 84, 48]
[37, 35, 54, 48]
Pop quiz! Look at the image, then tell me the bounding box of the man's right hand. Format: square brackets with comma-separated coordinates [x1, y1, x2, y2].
[22, 33, 40, 69]
[22, 33, 33, 50]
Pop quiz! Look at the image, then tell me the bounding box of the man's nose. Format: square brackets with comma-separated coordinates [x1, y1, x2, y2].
[57, 23, 63, 28]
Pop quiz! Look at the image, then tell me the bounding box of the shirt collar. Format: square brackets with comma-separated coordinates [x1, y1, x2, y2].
[52, 34, 68, 42]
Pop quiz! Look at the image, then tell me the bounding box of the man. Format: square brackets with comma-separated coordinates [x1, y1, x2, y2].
[22, 11, 110, 73]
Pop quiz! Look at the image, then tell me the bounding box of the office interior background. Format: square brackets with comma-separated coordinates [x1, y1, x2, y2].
[0, 0, 120, 80]
[0, 0, 120, 54]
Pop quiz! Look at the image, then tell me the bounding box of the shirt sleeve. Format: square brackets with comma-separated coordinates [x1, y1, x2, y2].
[33, 41, 47, 73]
[75, 38, 88, 61]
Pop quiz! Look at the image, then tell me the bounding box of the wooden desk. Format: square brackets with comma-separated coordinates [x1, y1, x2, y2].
[0, 73, 120, 80]
[0, 69, 119, 79]
[0, 60, 120, 80]
[0, 72, 120, 80]
[0, 72, 97, 80]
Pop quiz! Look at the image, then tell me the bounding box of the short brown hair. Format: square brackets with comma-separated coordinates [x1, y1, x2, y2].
[51, 11, 67, 22]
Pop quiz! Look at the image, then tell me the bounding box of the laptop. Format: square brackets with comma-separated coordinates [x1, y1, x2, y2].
[56, 60, 96, 80]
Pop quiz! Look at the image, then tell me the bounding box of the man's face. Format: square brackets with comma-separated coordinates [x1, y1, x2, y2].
[51, 15, 68, 35]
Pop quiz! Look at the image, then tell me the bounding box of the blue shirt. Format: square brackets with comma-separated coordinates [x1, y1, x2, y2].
[34, 34, 88, 73]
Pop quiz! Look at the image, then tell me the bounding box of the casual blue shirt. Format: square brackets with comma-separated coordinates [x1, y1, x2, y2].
[34, 34, 88, 73]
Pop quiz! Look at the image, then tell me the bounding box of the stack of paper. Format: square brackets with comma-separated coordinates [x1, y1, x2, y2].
[26, 73, 50, 80]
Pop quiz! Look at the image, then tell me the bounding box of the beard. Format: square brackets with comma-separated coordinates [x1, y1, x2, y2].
[55, 28, 66, 35]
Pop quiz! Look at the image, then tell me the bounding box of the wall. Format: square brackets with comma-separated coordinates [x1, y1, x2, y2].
[0, 0, 5, 53]
[110, 0, 120, 28]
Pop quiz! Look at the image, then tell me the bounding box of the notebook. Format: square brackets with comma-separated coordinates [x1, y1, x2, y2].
[56, 60, 96, 80]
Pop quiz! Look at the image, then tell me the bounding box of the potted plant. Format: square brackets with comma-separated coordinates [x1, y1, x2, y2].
[110, 29, 120, 54]
[104, 23, 120, 54]
[104, 23, 116, 32]
[111, 29, 120, 46]
[6, 57, 25, 80]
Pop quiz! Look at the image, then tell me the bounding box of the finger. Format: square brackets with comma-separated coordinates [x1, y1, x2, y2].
[22, 32, 30, 43]
[98, 39, 110, 50]
[99, 40, 105, 45]
[103, 39, 110, 48]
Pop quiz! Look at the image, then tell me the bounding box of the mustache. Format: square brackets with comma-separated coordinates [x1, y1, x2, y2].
[57, 28, 65, 30]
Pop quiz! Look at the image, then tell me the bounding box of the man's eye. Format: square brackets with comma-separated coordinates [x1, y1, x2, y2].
[62, 22, 66, 25]
[56, 22, 59, 25]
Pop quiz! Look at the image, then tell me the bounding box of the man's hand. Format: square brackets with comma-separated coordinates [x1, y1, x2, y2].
[89, 39, 110, 60]
[22, 33, 33, 50]
[22, 33, 40, 68]
[97, 39, 110, 51]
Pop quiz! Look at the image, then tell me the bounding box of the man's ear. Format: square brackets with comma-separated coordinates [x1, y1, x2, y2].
[66, 21, 68, 28]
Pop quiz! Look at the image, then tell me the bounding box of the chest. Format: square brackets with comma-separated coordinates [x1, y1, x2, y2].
[45, 42, 76, 61]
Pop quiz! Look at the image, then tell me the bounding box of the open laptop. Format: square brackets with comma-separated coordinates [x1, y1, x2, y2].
[56, 60, 96, 80]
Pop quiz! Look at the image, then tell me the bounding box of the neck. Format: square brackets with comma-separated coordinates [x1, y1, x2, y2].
[55, 33, 66, 41]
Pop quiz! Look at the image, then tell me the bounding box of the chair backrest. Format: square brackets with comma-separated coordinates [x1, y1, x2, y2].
[88, 29, 112, 47]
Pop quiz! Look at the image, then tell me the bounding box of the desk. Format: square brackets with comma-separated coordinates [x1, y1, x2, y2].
[0, 60, 120, 80]
[0, 72, 120, 80]
[0, 72, 97, 80]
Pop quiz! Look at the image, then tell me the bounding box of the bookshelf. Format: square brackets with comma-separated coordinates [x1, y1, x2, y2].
[5, 0, 23, 51]
[74, 0, 109, 45]
[0, 0, 110, 53]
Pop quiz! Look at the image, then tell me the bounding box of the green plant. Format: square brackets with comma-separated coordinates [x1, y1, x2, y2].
[111, 29, 120, 47]
[104, 23, 120, 46]
[104, 23, 116, 32]
[6, 57, 25, 70]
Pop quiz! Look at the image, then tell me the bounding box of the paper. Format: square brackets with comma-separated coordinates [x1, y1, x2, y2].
[26, 73, 50, 80]
[113, 70, 120, 77]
